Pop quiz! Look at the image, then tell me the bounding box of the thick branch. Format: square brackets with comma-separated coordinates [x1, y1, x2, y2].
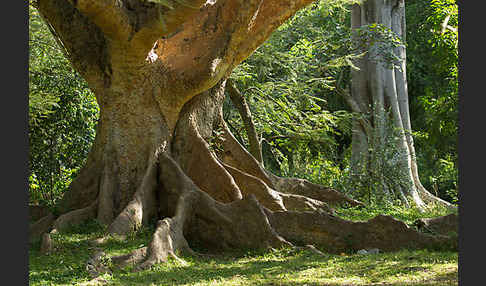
[152, 0, 208, 35]
[124, 0, 209, 61]
[230, 0, 316, 66]
[150, 0, 315, 106]
[36, 0, 111, 90]
[68, 0, 131, 40]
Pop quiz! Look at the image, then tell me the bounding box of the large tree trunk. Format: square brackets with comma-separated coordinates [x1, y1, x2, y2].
[349, 0, 456, 210]
[30, 0, 456, 271]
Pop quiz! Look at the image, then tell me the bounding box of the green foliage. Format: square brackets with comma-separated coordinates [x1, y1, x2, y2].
[28, 0, 458, 208]
[406, 0, 458, 203]
[353, 22, 404, 70]
[343, 119, 416, 204]
[229, 0, 357, 177]
[29, 6, 99, 207]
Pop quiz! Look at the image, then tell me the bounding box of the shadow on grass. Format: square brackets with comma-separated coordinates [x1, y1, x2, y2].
[110, 254, 324, 285]
[108, 250, 457, 286]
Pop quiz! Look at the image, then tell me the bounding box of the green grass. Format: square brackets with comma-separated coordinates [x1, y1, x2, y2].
[333, 202, 456, 225]
[29, 206, 458, 286]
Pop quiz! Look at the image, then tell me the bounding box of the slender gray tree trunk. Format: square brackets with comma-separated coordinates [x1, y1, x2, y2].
[349, 0, 455, 210]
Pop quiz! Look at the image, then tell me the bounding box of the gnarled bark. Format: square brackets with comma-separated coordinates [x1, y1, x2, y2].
[267, 211, 456, 253]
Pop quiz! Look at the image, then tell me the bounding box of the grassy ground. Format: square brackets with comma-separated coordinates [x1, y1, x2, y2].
[29, 205, 458, 286]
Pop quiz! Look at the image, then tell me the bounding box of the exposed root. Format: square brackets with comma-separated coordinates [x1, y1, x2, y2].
[266, 172, 364, 207]
[106, 197, 144, 236]
[53, 110, 453, 272]
[189, 194, 292, 251]
[414, 213, 458, 236]
[294, 244, 326, 256]
[107, 157, 159, 235]
[219, 119, 363, 208]
[136, 217, 192, 271]
[171, 84, 243, 203]
[219, 120, 275, 188]
[52, 200, 98, 232]
[266, 210, 456, 253]
[222, 162, 333, 213]
[30, 200, 97, 244]
[30, 213, 55, 243]
[40, 233, 53, 255]
[279, 193, 333, 213]
[417, 185, 458, 211]
[111, 152, 291, 271]
[411, 158, 457, 211]
[222, 162, 286, 211]
[181, 131, 243, 203]
[111, 247, 148, 268]
[131, 187, 197, 271]
[86, 249, 112, 278]
[161, 151, 291, 251]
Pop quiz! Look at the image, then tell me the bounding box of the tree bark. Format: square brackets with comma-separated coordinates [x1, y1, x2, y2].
[226, 78, 263, 164]
[349, 0, 456, 210]
[30, 0, 456, 269]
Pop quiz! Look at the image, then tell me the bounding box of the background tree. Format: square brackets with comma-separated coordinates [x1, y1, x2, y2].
[346, 0, 455, 210]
